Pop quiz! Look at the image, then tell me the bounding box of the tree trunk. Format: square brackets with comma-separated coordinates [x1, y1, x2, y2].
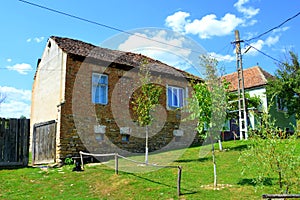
[218, 139, 223, 151]
[210, 132, 217, 188]
[145, 125, 149, 164]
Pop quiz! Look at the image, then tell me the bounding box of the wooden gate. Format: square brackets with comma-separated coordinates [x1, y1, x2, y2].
[0, 118, 30, 167]
[32, 120, 56, 164]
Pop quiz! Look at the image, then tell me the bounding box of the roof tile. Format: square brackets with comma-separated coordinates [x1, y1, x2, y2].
[222, 66, 273, 91]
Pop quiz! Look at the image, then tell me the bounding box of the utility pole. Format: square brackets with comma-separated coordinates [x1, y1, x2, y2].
[234, 30, 248, 140]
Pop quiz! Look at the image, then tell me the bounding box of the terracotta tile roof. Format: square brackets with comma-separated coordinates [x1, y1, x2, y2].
[222, 66, 273, 91]
[50, 36, 201, 81]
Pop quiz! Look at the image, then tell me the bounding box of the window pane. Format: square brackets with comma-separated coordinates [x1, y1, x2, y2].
[173, 88, 178, 107]
[178, 88, 183, 107]
[168, 87, 173, 107]
[92, 73, 108, 104]
[100, 75, 107, 84]
[167, 86, 184, 108]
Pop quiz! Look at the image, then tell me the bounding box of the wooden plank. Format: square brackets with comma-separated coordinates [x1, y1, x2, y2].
[262, 194, 300, 199]
[32, 121, 56, 164]
[0, 161, 24, 166]
[0, 118, 5, 161]
[9, 119, 17, 162]
[22, 119, 30, 166]
[3, 119, 9, 162]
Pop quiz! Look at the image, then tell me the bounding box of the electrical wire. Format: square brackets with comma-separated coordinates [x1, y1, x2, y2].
[244, 42, 284, 65]
[245, 11, 300, 43]
[18, 0, 206, 55]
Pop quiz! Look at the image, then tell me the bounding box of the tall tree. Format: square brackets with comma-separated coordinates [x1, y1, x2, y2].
[266, 51, 300, 130]
[131, 60, 162, 164]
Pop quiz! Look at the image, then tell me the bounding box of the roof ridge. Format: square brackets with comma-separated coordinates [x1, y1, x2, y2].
[49, 36, 201, 81]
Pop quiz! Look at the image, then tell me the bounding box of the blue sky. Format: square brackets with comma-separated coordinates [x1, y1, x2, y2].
[0, 0, 299, 118]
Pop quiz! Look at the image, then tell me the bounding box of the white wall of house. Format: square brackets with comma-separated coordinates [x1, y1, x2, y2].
[247, 87, 267, 129]
[30, 38, 67, 148]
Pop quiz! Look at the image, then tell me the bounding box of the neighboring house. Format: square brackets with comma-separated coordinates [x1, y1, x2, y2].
[31, 36, 200, 164]
[222, 66, 296, 138]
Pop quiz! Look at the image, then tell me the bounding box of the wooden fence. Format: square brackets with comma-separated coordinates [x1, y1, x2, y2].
[0, 118, 30, 167]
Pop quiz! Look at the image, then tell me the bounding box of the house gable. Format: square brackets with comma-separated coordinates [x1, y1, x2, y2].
[31, 36, 201, 164]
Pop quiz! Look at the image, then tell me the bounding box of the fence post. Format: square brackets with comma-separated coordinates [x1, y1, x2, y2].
[177, 166, 182, 196]
[115, 153, 118, 175]
[80, 152, 84, 170]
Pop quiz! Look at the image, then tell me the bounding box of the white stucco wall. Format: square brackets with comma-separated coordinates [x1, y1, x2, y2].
[30, 38, 67, 147]
[247, 87, 267, 129]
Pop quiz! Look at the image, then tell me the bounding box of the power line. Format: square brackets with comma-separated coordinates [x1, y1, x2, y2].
[18, 0, 206, 55]
[244, 42, 284, 65]
[245, 11, 300, 43]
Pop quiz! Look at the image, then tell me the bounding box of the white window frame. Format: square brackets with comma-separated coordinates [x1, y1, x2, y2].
[167, 85, 185, 109]
[92, 73, 108, 105]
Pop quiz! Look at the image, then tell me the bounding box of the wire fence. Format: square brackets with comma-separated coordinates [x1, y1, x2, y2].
[79, 151, 182, 196]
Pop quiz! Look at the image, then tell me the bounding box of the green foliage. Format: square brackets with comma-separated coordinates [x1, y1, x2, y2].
[266, 51, 300, 122]
[186, 55, 227, 138]
[226, 91, 262, 119]
[132, 60, 162, 127]
[64, 157, 74, 165]
[187, 82, 211, 136]
[239, 110, 300, 193]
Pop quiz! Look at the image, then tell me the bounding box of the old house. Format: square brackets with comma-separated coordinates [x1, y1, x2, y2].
[222, 66, 296, 137]
[31, 36, 200, 164]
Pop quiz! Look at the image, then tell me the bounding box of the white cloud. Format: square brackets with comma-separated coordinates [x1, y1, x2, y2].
[243, 35, 280, 55]
[165, 11, 190, 33]
[6, 58, 12, 62]
[6, 63, 32, 75]
[265, 36, 279, 47]
[209, 52, 235, 62]
[165, 0, 259, 39]
[34, 37, 44, 43]
[185, 13, 244, 39]
[234, 0, 260, 19]
[0, 86, 31, 118]
[118, 30, 191, 57]
[165, 12, 244, 39]
[26, 36, 44, 43]
[272, 26, 290, 33]
[117, 30, 201, 72]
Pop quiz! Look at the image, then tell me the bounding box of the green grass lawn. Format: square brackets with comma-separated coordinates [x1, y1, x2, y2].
[0, 140, 299, 200]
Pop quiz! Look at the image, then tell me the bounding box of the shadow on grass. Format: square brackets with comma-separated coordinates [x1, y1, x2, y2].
[0, 166, 35, 170]
[228, 144, 248, 151]
[129, 173, 198, 196]
[174, 157, 210, 163]
[238, 178, 273, 186]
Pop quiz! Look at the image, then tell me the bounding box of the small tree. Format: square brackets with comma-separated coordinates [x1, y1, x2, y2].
[186, 55, 227, 188]
[240, 109, 300, 194]
[132, 60, 162, 164]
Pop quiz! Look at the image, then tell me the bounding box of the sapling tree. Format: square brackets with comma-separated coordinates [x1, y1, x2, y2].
[239, 109, 300, 194]
[131, 60, 162, 164]
[186, 55, 227, 188]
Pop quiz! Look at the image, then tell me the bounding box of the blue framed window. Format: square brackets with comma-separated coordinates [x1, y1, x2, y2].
[167, 86, 184, 108]
[92, 73, 108, 104]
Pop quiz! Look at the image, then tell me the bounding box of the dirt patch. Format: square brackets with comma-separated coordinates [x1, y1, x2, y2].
[200, 184, 233, 190]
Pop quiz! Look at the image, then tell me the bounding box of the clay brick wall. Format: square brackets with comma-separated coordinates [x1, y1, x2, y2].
[57, 55, 196, 160]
